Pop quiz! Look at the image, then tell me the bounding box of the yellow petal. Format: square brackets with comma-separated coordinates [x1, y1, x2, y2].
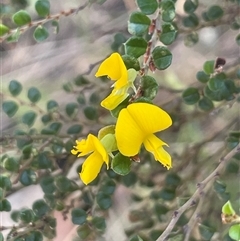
[95, 53, 127, 89]
[101, 89, 129, 110]
[125, 103, 172, 135]
[80, 151, 104, 185]
[72, 135, 94, 156]
[115, 107, 145, 156]
[143, 134, 171, 169]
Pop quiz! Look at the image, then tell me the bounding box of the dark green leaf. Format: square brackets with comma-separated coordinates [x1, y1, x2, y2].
[159, 188, 176, 200]
[20, 169, 37, 186]
[92, 217, 106, 231]
[41, 128, 55, 135]
[198, 223, 215, 240]
[55, 176, 71, 193]
[77, 225, 91, 239]
[161, 0, 176, 22]
[196, 71, 210, 83]
[124, 36, 147, 58]
[25, 231, 43, 241]
[9, 80, 22, 96]
[33, 153, 52, 169]
[122, 55, 140, 70]
[27, 87, 41, 103]
[11, 210, 20, 222]
[32, 199, 50, 217]
[160, 23, 177, 45]
[96, 192, 112, 210]
[2, 101, 19, 117]
[203, 60, 215, 74]
[74, 76, 89, 86]
[0, 175, 12, 191]
[49, 122, 62, 134]
[62, 82, 73, 92]
[47, 100, 58, 111]
[100, 179, 116, 195]
[154, 203, 169, 221]
[89, 92, 100, 104]
[121, 172, 137, 187]
[206, 5, 224, 21]
[111, 152, 131, 175]
[0, 199, 11, 212]
[67, 124, 83, 134]
[66, 103, 78, 117]
[141, 75, 158, 100]
[3, 157, 19, 172]
[226, 136, 239, 150]
[12, 10, 31, 26]
[152, 46, 172, 70]
[208, 76, 225, 91]
[198, 96, 214, 111]
[77, 94, 86, 105]
[182, 87, 200, 104]
[213, 180, 226, 194]
[136, 0, 158, 15]
[41, 114, 52, 124]
[184, 0, 198, 13]
[35, 0, 50, 17]
[184, 32, 198, 47]
[128, 11, 151, 36]
[183, 13, 199, 28]
[226, 161, 239, 174]
[0, 24, 9, 36]
[22, 111, 37, 127]
[19, 209, 34, 223]
[111, 33, 127, 52]
[83, 106, 97, 120]
[33, 25, 49, 42]
[165, 173, 181, 189]
[40, 176, 56, 194]
[71, 208, 87, 225]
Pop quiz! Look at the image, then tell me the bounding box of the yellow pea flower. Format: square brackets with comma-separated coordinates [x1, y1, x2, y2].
[71, 134, 110, 185]
[95, 53, 137, 110]
[115, 103, 173, 169]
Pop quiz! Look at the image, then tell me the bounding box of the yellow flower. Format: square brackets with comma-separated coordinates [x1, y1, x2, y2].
[95, 53, 137, 110]
[71, 134, 109, 185]
[115, 103, 172, 169]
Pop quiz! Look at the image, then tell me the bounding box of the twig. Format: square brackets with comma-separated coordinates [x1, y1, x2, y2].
[0, 2, 89, 43]
[156, 144, 240, 241]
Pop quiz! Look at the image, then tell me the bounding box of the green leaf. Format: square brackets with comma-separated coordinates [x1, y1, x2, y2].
[9, 80, 22, 96]
[67, 124, 83, 134]
[71, 208, 87, 225]
[236, 33, 240, 46]
[100, 179, 116, 195]
[40, 176, 56, 194]
[159, 188, 176, 200]
[206, 5, 224, 21]
[19, 209, 34, 223]
[27, 87, 41, 103]
[161, 0, 176, 22]
[41, 114, 52, 124]
[20, 169, 37, 186]
[208, 76, 225, 91]
[92, 217, 106, 231]
[22, 111, 37, 127]
[111, 152, 131, 176]
[198, 223, 215, 240]
[204, 85, 224, 101]
[213, 180, 226, 194]
[12, 10, 31, 26]
[89, 92, 100, 104]
[183, 13, 199, 28]
[152, 46, 172, 70]
[203, 60, 215, 74]
[198, 96, 214, 111]
[77, 224, 91, 239]
[196, 71, 210, 83]
[34, 25, 49, 42]
[63, 82, 73, 92]
[122, 55, 140, 70]
[124, 36, 147, 58]
[33, 153, 52, 169]
[229, 224, 240, 241]
[0, 199, 11, 212]
[121, 172, 137, 187]
[182, 87, 200, 105]
[154, 204, 169, 221]
[136, 0, 158, 15]
[77, 94, 86, 105]
[111, 32, 127, 52]
[83, 106, 97, 120]
[49, 122, 62, 134]
[2, 101, 19, 117]
[66, 103, 78, 117]
[160, 23, 177, 45]
[184, 31, 199, 47]
[141, 75, 158, 100]
[165, 173, 181, 189]
[11, 210, 20, 222]
[55, 176, 72, 193]
[0, 176, 12, 191]
[74, 75, 89, 86]
[35, 0, 50, 17]
[3, 157, 19, 172]
[128, 11, 151, 36]
[0, 24, 9, 36]
[96, 192, 112, 210]
[7, 29, 21, 43]
[25, 231, 43, 241]
[32, 199, 50, 217]
[184, 0, 198, 13]
[47, 100, 58, 111]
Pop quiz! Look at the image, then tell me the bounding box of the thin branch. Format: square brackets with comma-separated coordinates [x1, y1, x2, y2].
[0, 2, 89, 43]
[156, 144, 240, 241]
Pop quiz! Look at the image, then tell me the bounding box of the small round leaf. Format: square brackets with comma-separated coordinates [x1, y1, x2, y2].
[111, 152, 131, 176]
[160, 23, 177, 45]
[0, 24, 9, 36]
[124, 36, 147, 58]
[229, 224, 240, 241]
[32, 199, 50, 217]
[83, 106, 97, 120]
[71, 208, 87, 225]
[67, 124, 83, 134]
[22, 111, 37, 127]
[182, 87, 200, 105]
[206, 5, 224, 21]
[66, 103, 78, 117]
[9, 80, 22, 96]
[184, 0, 198, 13]
[3, 157, 19, 172]
[34, 26, 49, 42]
[2, 101, 19, 117]
[12, 10, 31, 26]
[161, 0, 176, 22]
[136, 0, 158, 15]
[0, 176, 12, 191]
[35, 0, 50, 17]
[96, 192, 112, 210]
[183, 13, 199, 28]
[141, 75, 159, 100]
[20, 169, 37, 186]
[198, 96, 214, 111]
[47, 100, 58, 111]
[203, 60, 215, 74]
[92, 217, 106, 231]
[196, 71, 209, 83]
[27, 87, 41, 103]
[184, 32, 199, 47]
[0, 199, 11, 212]
[152, 46, 172, 70]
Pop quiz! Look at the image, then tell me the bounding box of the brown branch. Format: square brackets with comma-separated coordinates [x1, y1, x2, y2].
[156, 144, 240, 241]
